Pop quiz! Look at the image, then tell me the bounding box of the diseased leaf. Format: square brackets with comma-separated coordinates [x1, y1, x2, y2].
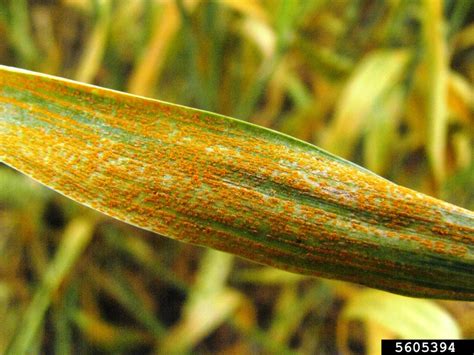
[0, 65, 473, 300]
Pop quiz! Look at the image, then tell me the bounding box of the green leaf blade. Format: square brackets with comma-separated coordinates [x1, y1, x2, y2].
[1, 65, 473, 300]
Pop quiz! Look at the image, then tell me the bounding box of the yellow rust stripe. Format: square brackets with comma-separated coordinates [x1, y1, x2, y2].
[1, 65, 473, 300]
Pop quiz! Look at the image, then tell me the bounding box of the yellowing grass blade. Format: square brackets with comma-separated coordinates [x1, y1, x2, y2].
[421, 0, 449, 186]
[0, 65, 473, 300]
[322, 50, 410, 158]
[337, 289, 460, 354]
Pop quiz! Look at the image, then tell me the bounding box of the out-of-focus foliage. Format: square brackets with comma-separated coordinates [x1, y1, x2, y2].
[338, 290, 461, 354]
[0, 0, 472, 354]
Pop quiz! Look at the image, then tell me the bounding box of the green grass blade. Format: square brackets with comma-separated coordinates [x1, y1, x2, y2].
[5, 217, 95, 355]
[0, 65, 473, 300]
[74, 0, 112, 83]
[160, 250, 237, 353]
[7, 0, 38, 67]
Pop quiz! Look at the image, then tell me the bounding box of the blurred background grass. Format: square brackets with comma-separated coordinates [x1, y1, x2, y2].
[0, 0, 473, 354]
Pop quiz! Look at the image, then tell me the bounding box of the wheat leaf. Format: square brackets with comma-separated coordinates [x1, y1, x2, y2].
[1, 65, 473, 300]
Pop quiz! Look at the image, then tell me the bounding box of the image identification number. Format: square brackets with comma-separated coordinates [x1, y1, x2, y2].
[395, 341, 455, 353]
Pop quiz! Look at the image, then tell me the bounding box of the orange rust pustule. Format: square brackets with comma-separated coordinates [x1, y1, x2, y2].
[1, 66, 473, 301]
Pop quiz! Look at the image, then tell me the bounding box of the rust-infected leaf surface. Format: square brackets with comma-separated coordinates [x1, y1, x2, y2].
[1, 65, 473, 300]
